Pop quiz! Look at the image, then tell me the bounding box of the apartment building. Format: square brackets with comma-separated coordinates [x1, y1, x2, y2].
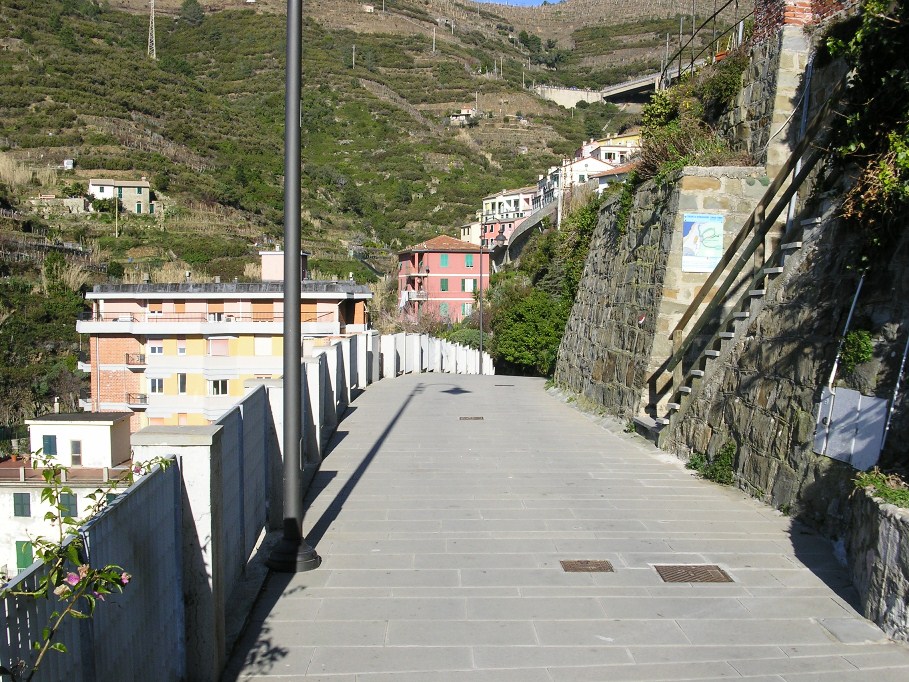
[76, 251, 372, 431]
[398, 235, 490, 323]
[480, 186, 537, 248]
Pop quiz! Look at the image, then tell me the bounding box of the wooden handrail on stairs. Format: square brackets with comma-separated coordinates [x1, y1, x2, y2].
[647, 78, 845, 406]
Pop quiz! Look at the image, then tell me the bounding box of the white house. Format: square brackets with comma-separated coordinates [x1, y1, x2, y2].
[1, 412, 133, 583]
[26, 412, 133, 468]
[591, 162, 637, 193]
[87, 178, 153, 215]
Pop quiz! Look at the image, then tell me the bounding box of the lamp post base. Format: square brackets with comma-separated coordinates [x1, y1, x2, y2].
[266, 536, 321, 572]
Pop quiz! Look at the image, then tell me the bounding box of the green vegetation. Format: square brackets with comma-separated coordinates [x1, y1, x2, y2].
[855, 468, 909, 508]
[0, 267, 87, 428]
[637, 53, 750, 179]
[826, 0, 909, 263]
[486, 193, 602, 375]
[686, 440, 736, 485]
[841, 329, 874, 373]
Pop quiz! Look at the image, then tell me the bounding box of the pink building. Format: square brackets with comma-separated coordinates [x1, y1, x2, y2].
[398, 235, 490, 323]
[480, 186, 537, 248]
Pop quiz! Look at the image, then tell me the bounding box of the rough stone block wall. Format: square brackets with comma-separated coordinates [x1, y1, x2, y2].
[555, 166, 767, 418]
[847, 488, 909, 643]
[718, 35, 782, 166]
[554, 180, 676, 418]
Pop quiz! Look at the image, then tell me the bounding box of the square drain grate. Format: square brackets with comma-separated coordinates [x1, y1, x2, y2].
[654, 564, 732, 583]
[560, 559, 614, 573]
[459, 416, 484, 421]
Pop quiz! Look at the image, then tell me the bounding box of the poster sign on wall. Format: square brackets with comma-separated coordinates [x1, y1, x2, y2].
[682, 213, 724, 273]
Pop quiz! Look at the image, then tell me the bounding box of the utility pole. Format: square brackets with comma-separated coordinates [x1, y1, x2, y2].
[478, 243, 484, 375]
[352, 44, 356, 69]
[147, 0, 156, 60]
[267, 0, 321, 574]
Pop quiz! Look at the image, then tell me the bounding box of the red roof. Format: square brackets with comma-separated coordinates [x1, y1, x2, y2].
[401, 235, 481, 254]
[590, 161, 638, 179]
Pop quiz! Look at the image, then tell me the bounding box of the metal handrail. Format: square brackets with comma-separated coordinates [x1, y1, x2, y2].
[660, 0, 753, 87]
[648, 78, 845, 399]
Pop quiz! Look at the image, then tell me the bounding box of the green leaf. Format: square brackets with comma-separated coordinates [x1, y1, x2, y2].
[50, 642, 68, 653]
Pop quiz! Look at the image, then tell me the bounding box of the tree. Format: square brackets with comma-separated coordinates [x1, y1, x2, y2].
[179, 0, 204, 25]
[490, 290, 569, 376]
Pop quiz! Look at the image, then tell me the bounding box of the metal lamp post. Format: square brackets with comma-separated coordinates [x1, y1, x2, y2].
[478, 239, 484, 376]
[267, 0, 321, 573]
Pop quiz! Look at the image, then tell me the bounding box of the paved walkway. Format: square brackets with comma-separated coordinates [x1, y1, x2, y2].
[224, 374, 909, 681]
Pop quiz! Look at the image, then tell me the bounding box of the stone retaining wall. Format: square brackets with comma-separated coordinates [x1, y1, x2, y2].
[847, 488, 909, 643]
[555, 166, 767, 417]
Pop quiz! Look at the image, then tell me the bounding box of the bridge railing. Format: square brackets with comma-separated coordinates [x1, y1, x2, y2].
[2, 330, 492, 681]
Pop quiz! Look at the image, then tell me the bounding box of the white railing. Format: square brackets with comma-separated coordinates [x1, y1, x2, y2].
[2, 331, 493, 681]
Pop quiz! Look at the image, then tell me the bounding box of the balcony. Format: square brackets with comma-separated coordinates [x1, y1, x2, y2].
[76, 311, 342, 336]
[407, 290, 429, 301]
[125, 353, 146, 367]
[126, 392, 148, 407]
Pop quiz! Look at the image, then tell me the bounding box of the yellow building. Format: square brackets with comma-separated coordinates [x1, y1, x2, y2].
[76, 252, 371, 430]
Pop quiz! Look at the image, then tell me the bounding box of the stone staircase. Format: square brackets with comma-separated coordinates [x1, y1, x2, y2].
[634, 81, 844, 444]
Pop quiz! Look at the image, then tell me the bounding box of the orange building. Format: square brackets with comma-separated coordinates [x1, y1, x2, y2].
[76, 252, 371, 430]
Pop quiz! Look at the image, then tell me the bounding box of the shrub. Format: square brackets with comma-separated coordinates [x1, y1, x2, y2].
[841, 329, 874, 373]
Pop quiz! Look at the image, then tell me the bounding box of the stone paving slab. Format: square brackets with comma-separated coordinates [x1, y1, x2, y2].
[223, 374, 909, 681]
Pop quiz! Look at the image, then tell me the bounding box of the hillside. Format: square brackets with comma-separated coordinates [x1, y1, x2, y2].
[0, 0, 665, 276]
[0, 0, 694, 425]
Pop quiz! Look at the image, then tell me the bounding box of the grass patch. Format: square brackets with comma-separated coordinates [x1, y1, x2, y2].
[686, 440, 736, 485]
[855, 469, 909, 508]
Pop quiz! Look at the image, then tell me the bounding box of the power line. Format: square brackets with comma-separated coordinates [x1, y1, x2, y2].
[147, 0, 157, 60]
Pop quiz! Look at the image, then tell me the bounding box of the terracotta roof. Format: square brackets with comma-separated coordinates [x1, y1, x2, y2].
[590, 161, 638, 179]
[401, 235, 481, 253]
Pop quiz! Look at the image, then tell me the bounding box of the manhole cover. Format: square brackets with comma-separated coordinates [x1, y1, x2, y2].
[654, 565, 732, 583]
[459, 416, 484, 420]
[560, 559, 614, 573]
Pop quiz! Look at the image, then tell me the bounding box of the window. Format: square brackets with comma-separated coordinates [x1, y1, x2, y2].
[178, 373, 187, 394]
[117, 186, 123, 199]
[254, 337, 272, 356]
[148, 339, 163, 355]
[208, 302, 224, 322]
[60, 492, 77, 519]
[13, 493, 30, 517]
[461, 278, 477, 293]
[177, 338, 186, 355]
[578, 174, 586, 183]
[71, 440, 82, 467]
[440, 254, 449, 267]
[440, 278, 449, 292]
[209, 379, 229, 396]
[439, 303, 449, 318]
[148, 302, 162, 317]
[149, 203, 155, 214]
[209, 338, 229, 356]
[462, 302, 473, 316]
[135, 203, 142, 214]
[149, 378, 164, 394]
[136, 187, 143, 195]
[16, 541, 33, 572]
[465, 254, 474, 268]
[42, 435, 57, 457]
